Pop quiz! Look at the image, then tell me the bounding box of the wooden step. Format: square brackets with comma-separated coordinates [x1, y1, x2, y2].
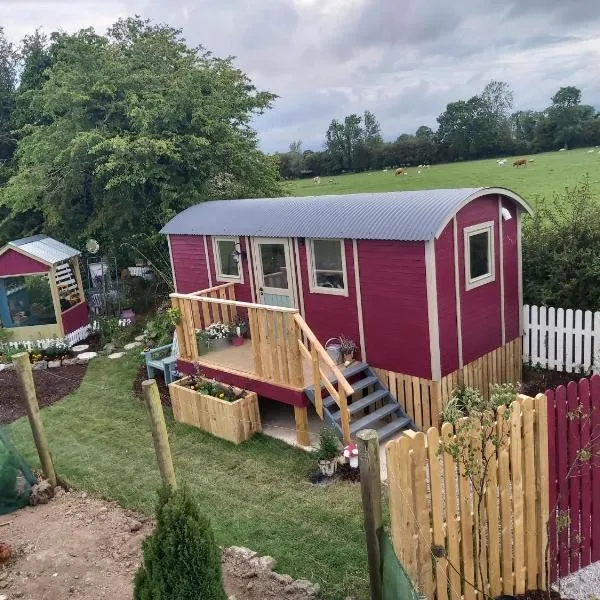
[349, 375, 379, 394]
[330, 390, 388, 421]
[377, 417, 412, 441]
[350, 404, 400, 434]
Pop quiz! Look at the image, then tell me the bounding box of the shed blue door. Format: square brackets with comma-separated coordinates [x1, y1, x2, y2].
[252, 238, 296, 308]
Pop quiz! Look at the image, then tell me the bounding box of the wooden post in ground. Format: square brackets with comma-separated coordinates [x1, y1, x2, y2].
[293, 405, 310, 446]
[13, 352, 57, 487]
[357, 429, 383, 600]
[142, 379, 177, 490]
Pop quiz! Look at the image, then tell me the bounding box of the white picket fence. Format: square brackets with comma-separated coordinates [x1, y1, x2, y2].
[523, 304, 600, 373]
[1, 324, 91, 352]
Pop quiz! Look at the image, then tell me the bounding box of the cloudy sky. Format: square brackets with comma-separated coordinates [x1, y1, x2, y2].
[2, 0, 600, 152]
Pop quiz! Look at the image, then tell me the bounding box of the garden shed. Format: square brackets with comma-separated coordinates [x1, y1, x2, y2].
[162, 187, 532, 441]
[0, 235, 89, 344]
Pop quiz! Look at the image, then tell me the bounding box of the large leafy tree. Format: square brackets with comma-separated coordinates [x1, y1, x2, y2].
[1, 18, 284, 259]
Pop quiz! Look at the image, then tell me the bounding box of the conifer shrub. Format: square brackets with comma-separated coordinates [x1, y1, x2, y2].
[134, 486, 227, 600]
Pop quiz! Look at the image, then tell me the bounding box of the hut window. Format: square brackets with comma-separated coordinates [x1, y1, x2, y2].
[307, 239, 348, 296]
[464, 221, 495, 290]
[0, 275, 57, 328]
[213, 237, 242, 282]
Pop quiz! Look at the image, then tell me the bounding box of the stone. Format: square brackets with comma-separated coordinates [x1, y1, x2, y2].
[32, 361, 48, 370]
[249, 555, 276, 571]
[134, 335, 146, 342]
[29, 480, 55, 506]
[62, 358, 78, 366]
[48, 360, 62, 368]
[0, 593, 7, 599]
[128, 520, 142, 533]
[229, 546, 257, 560]
[246, 582, 254, 590]
[108, 352, 125, 359]
[0, 363, 14, 371]
[71, 344, 89, 353]
[270, 572, 293, 585]
[77, 352, 98, 362]
[292, 579, 320, 596]
[103, 343, 116, 353]
[123, 341, 142, 350]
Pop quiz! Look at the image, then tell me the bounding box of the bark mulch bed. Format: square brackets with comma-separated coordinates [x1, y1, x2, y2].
[516, 591, 574, 600]
[132, 364, 172, 408]
[521, 364, 589, 397]
[0, 363, 88, 424]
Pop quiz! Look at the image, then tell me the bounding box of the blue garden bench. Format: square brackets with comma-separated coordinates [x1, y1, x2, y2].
[142, 332, 179, 385]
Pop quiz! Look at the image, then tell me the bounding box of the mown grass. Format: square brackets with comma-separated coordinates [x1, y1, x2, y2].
[288, 148, 600, 204]
[8, 356, 369, 600]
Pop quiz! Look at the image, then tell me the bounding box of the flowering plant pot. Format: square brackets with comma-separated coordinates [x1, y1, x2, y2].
[318, 458, 338, 477]
[231, 335, 244, 347]
[208, 337, 230, 351]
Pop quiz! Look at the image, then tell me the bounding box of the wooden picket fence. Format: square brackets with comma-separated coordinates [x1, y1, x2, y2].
[386, 394, 549, 600]
[547, 375, 600, 582]
[523, 304, 600, 373]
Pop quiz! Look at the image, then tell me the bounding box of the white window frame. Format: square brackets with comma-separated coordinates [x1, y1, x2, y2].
[306, 238, 348, 296]
[464, 221, 495, 290]
[212, 236, 243, 283]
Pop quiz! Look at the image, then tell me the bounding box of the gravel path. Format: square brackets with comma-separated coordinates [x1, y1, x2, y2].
[553, 562, 600, 600]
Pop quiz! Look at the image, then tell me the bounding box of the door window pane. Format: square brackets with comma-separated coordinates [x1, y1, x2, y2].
[469, 231, 490, 279]
[260, 244, 288, 289]
[215, 239, 240, 279]
[2, 275, 56, 328]
[311, 239, 346, 291]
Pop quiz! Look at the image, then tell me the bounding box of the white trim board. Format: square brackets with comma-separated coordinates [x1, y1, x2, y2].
[203, 235, 213, 288]
[453, 217, 464, 368]
[425, 240, 441, 380]
[167, 235, 178, 292]
[352, 240, 367, 362]
[498, 196, 506, 345]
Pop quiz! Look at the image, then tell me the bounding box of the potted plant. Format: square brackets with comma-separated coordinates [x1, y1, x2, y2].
[343, 443, 359, 469]
[339, 335, 357, 365]
[195, 329, 210, 355]
[317, 427, 341, 477]
[205, 321, 232, 351]
[230, 316, 248, 347]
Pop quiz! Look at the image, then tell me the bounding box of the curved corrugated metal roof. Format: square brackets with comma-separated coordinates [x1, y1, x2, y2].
[8, 234, 80, 265]
[160, 187, 532, 241]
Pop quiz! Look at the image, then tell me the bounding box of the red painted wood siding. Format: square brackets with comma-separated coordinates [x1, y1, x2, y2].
[502, 199, 520, 342]
[169, 235, 210, 293]
[435, 222, 459, 376]
[358, 240, 431, 378]
[297, 240, 360, 355]
[457, 194, 503, 364]
[61, 301, 89, 333]
[206, 236, 253, 303]
[0, 249, 49, 276]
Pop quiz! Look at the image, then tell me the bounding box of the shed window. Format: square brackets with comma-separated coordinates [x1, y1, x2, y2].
[307, 239, 348, 295]
[464, 222, 495, 290]
[213, 237, 242, 282]
[0, 275, 57, 328]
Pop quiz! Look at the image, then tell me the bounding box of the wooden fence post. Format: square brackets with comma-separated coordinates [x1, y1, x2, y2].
[13, 352, 57, 487]
[357, 429, 383, 600]
[142, 379, 177, 490]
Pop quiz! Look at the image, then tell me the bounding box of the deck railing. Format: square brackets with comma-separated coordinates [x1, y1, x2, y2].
[170, 283, 354, 442]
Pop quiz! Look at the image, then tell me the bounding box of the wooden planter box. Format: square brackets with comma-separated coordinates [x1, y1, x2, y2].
[168, 377, 261, 444]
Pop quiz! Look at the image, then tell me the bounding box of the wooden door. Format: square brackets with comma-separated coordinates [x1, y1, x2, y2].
[252, 238, 297, 308]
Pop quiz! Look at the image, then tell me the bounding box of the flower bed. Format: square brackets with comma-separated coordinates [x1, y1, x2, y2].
[168, 375, 261, 444]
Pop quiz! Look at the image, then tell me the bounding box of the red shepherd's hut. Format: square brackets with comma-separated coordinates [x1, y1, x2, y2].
[0, 235, 89, 344]
[161, 187, 532, 442]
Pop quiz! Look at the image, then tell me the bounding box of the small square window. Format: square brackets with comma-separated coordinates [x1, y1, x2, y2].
[464, 222, 495, 289]
[213, 237, 241, 281]
[308, 239, 347, 295]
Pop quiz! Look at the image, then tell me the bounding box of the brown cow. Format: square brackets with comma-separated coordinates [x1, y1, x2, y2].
[395, 168, 406, 176]
[513, 158, 528, 167]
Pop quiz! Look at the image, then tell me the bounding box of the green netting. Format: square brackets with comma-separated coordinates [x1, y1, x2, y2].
[0, 427, 37, 515]
[379, 528, 420, 600]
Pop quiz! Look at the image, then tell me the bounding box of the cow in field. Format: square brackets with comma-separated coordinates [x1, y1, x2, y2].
[395, 168, 406, 176]
[513, 158, 528, 168]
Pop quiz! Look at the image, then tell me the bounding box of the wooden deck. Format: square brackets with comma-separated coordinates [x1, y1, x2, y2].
[193, 339, 328, 390]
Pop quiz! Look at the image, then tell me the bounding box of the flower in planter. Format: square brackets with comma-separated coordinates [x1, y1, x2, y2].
[204, 322, 232, 340]
[343, 443, 359, 469]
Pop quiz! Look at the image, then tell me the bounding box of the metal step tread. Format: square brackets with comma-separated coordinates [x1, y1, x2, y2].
[331, 389, 389, 421]
[350, 403, 400, 433]
[377, 417, 412, 441]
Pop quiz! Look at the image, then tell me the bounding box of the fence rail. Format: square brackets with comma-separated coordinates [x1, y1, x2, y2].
[386, 394, 549, 599]
[523, 304, 600, 373]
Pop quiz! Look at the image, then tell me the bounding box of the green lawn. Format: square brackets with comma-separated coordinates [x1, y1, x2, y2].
[8, 356, 369, 600]
[288, 148, 600, 204]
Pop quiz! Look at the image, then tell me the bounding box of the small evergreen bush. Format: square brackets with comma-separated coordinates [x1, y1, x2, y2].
[134, 486, 227, 600]
[317, 427, 341, 461]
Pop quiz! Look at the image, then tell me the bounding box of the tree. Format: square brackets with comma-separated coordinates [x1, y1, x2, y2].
[0, 27, 17, 162]
[480, 80, 513, 120]
[0, 17, 284, 260]
[134, 486, 227, 600]
[325, 113, 364, 171]
[362, 110, 382, 146]
[552, 86, 582, 108]
[415, 125, 434, 140]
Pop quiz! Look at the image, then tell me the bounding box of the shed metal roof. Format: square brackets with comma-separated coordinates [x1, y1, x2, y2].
[8, 235, 80, 265]
[160, 187, 532, 241]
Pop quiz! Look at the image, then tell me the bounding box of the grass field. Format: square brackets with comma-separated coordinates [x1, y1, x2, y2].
[8, 356, 369, 600]
[289, 148, 600, 204]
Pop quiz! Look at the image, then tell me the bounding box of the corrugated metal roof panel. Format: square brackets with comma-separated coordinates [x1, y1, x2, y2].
[160, 187, 531, 241]
[10, 235, 80, 265]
